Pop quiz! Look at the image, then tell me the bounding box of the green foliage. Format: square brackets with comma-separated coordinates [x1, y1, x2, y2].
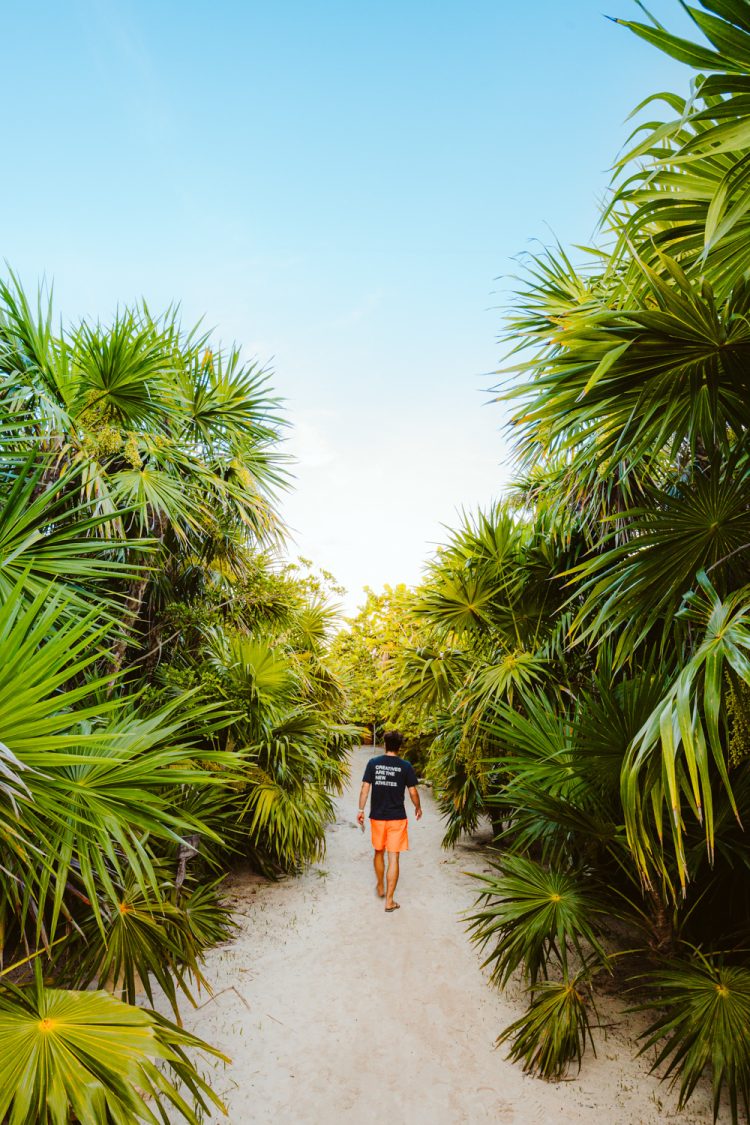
[572, 459, 750, 657]
[610, 4, 750, 288]
[0, 274, 353, 1117]
[481, 694, 625, 868]
[467, 856, 610, 987]
[426, 720, 490, 847]
[66, 874, 235, 1016]
[330, 583, 432, 760]
[160, 562, 356, 873]
[505, 254, 750, 470]
[241, 765, 335, 871]
[726, 675, 750, 768]
[390, 501, 581, 845]
[623, 573, 750, 890]
[637, 951, 750, 1124]
[0, 458, 147, 619]
[497, 973, 596, 1081]
[0, 976, 227, 1124]
[401, 1, 750, 1108]
[0, 579, 232, 946]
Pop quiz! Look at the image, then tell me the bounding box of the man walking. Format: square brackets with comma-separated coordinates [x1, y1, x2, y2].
[357, 730, 422, 912]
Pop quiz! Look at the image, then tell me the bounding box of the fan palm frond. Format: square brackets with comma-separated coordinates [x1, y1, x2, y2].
[636, 948, 750, 1124]
[467, 854, 610, 986]
[0, 977, 227, 1124]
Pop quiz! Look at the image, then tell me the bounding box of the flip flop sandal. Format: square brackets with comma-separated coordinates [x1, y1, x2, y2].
[384, 903, 400, 912]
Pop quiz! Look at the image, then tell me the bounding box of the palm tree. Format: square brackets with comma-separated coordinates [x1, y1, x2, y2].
[392, 501, 583, 844]
[389, 4, 750, 1116]
[0, 275, 289, 676]
[0, 272, 355, 1119]
[497, 2, 750, 890]
[165, 559, 356, 874]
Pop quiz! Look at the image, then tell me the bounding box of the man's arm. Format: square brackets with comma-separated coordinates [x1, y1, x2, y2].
[408, 785, 423, 820]
[357, 781, 371, 826]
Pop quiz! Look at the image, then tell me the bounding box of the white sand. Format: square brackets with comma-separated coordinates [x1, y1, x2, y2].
[176, 747, 714, 1123]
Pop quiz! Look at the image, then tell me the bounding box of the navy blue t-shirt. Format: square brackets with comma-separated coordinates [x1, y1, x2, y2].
[363, 754, 418, 820]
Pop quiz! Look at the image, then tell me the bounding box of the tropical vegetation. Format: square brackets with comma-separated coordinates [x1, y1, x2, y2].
[333, 3, 750, 1120]
[329, 584, 432, 764]
[0, 277, 355, 1120]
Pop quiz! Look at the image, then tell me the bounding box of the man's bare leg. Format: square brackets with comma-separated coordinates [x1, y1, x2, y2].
[385, 851, 400, 910]
[373, 849, 385, 897]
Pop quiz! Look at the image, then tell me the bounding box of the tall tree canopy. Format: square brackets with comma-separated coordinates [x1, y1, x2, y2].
[0, 278, 356, 1120]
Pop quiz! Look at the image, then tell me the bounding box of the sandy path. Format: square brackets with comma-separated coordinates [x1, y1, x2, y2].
[177, 747, 714, 1123]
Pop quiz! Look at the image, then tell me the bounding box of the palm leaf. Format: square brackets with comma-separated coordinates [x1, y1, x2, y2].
[0, 978, 227, 1124]
[497, 972, 596, 1081]
[466, 854, 609, 986]
[636, 948, 750, 1123]
[622, 572, 750, 890]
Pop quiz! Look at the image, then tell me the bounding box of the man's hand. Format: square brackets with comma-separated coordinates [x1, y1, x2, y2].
[415, 807, 423, 820]
[357, 781, 370, 828]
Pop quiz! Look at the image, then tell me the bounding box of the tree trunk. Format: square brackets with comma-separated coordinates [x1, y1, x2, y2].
[645, 887, 675, 955]
[108, 574, 150, 691]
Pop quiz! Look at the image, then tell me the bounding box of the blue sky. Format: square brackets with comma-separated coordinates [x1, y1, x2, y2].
[3, 0, 698, 611]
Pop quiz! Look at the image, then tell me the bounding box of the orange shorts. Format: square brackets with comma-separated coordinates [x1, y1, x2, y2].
[370, 818, 409, 852]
